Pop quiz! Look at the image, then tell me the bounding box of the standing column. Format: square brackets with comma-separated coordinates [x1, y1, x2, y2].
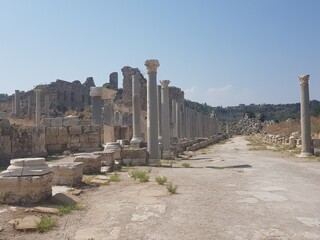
[45, 95, 50, 117]
[145, 59, 160, 164]
[35, 89, 42, 126]
[171, 99, 177, 137]
[299, 75, 312, 157]
[175, 101, 181, 138]
[14, 90, 20, 116]
[90, 87, 102, 125]
[186, 107, 191, 139]
[160, 80, 171, 158]
[157, 85, 162, 141]
[28, 95, 32, 120]
[130, 74, 143, 148]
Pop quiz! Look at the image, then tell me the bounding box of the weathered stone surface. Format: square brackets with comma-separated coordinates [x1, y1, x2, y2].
[15, 215, 41, 231]
[92, 151, 114, 166]
[74, 154, 102, 174]
[52, 192, 81, 205]
[50, 162, 83, 186]
[0, 173, 53, 205]
[51, 117, 63, 127]
[69, 126, 82, 135]
[104, 142, 122, 160]
[63, 116, 78, 127]
[122, 148, 148, 166]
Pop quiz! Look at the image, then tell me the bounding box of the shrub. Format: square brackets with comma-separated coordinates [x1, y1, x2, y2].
[130, 170, 149, 182]
[181, 163, 191, 168]
[58, 203, 84, 216]
[155, 176, 167, 185]
[36, 216, 56, 233]
[109, 173, 121, 182]
[166, 182, 178, 194]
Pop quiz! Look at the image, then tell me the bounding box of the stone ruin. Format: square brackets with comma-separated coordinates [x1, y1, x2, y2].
[0, 59, 223, 205]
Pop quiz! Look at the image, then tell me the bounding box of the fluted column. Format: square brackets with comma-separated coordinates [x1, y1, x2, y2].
[157, 85, 162, 141]
[130, 74, 143, 148]
[45, 95, 50, 117]
[171, 99, 177, 137]
[35, 89, 41, 126]
[299, 75, 312, 157]
[160, 80, 171, 157]
[145, 59, 160, 164]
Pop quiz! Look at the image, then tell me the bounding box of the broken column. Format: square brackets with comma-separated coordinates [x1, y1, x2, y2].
[0, 158, 53, 205]
[160, 80, 171, 158]
[35, 89, 41, 126]
[299, 74, 312, 157]
[144, 59, 160, 164]
[109, 72, 118, 90]
[130, 74, 143, 148]
[90, 87, 102, 125]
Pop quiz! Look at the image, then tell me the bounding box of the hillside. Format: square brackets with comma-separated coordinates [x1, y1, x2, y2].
[185, 99, 320, 123]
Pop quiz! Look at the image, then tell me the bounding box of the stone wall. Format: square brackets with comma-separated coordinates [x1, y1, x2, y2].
[43, 116, 102, 154]
[0, 119, 47, 166]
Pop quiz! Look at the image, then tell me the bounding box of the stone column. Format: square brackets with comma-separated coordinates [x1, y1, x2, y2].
[28, 95, 32, 120]
[14, 90, 20, 116]
[160, 80, 171, 158]
[130, 74, 143, 148]
[186, 107, 191, 139]
[145, 59, 160, 163]
[45, 95, 50, 118]
[90, 87, 102, 125]
[35, 89, 42, 126]
[176, 101, 181, 138]
[157, 85, 162, 141]
[299, 75, 312, 157]
[11, 97, 15, 115]
[171, 99, 177, 137]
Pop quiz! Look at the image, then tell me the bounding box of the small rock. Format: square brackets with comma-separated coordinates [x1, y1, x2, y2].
[15, 215, 41, 231]
[0, 226, 4, 232]
[52, 192, 81, 205]
[25, 206, 59, 214]
[8, 219, 21, 228]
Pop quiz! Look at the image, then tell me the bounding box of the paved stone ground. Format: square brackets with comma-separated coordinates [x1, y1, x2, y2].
[1, 136, 320, 239]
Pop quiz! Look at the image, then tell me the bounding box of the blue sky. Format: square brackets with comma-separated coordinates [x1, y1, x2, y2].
[1, 0, 319, 107]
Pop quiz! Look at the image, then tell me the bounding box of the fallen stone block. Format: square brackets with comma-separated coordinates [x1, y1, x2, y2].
[49, 162, 83, 186]
[52, 192, 81, 205]
[74, 154, 102, 174]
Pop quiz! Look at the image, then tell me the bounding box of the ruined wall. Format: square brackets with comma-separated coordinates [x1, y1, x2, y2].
[43, 117, 101, 154]
[121, 66, 147, 111]
[0, 119, 47, 166]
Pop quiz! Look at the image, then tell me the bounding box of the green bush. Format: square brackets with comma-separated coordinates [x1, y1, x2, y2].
[155, 176, 167, 185]
[36, 216, 56, 233]
[109, 173, 121, 182]
[130, 170, 149, 182]
[166, 182, 178, 194]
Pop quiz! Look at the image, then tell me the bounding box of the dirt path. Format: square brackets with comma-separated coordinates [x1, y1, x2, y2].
[1, 136, 320, 239]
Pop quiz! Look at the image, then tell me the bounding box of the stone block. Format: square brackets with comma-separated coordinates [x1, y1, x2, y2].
[42, 118, 51, 127]
[63, 116, 79, 127]
[47, 144, 66, 153]
[71, 135, 80, 144]
[70, 142, 81, 150]
[0, 173, 53, 205]
[92, 151, 114, 166]
[58, 127, 69, 136]
[79, 135, 89, 143]
[51, 117, 63, 127]
[46, 127, 59, 137]
[69, 126, 82, 135]
[88, 133, 100, 143]
[57, 135, 69, 145]
[122, 148, 147, 166]
[90, 143, 100, 148]
[74, 154, 102, 174]
[104, 142, 122, 160]
[49, 162, 83, 186]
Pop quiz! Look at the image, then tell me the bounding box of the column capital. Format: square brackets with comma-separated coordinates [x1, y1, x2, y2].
[160, 80, 170, 88]
[144, 59, 160, 73]
[299, 75, 310, 85]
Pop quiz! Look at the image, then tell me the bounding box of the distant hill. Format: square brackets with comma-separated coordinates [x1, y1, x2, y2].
[185, 99, 320, 123]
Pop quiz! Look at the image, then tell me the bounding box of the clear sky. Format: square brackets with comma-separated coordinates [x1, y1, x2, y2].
[1, 0, 319, 107]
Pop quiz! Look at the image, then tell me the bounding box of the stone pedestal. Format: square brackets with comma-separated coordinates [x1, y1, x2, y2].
[0, 158, 53, 205]
[145, 59, 160, 165]
[49, 162, 83, 186]
[104, 142, 122, 160]
[298, 75, 312, 157]
[90, 87, 103, 125]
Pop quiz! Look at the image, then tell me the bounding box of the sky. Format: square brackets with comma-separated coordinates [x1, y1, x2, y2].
[0, 0, 319, 107]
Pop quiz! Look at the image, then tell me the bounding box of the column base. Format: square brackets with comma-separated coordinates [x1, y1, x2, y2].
[298, 152, 313, 158]
[147, 158, 160, 167]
